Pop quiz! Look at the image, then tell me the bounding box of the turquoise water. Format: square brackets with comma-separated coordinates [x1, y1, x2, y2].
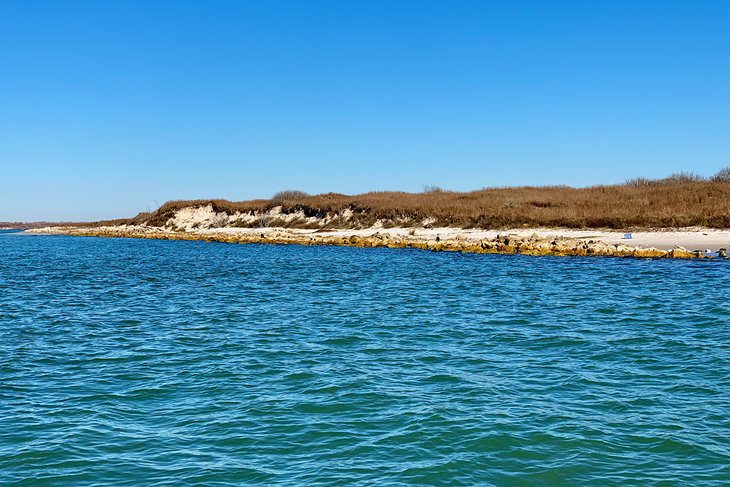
[1, 234, 729, 485]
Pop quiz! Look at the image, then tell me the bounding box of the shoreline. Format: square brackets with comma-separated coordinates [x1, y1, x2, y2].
[27, 225, 730, 259]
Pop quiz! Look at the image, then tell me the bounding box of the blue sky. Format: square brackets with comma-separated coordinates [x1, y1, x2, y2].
[2, 1, 729, 221]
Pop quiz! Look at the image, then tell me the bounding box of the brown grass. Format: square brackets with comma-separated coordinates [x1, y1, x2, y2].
[127, 172, 730, 230]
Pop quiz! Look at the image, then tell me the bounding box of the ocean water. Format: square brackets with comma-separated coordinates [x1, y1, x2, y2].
[1, 233, 729, 485]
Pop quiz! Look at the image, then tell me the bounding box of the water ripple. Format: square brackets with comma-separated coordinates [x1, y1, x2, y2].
[1, 235, 729, 484]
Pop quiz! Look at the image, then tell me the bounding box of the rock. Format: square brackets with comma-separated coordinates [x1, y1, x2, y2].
[719, 248, 727, 258]
[58, 225, 709, 261]
[633, 247, 666, 258]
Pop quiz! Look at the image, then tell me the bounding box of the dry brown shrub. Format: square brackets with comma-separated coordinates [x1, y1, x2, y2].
[99, 175, 730, 230]
[711, 167, 730, 183]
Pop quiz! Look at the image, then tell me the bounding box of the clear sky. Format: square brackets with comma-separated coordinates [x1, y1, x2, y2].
[2, 1, 729, 221]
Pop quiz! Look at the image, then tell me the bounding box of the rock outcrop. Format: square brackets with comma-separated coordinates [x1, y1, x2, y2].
[35, 226, 715, 260]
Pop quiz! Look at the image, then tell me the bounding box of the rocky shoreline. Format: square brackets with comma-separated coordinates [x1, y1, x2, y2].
[29, 225, 728, 259]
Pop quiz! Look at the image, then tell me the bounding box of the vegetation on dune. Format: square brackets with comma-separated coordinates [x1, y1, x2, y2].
[711, 167, 730, 183]
[270, 190, 311, 203]
[59, 168, 730, 230]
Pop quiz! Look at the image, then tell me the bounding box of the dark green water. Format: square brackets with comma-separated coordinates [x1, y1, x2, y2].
[1, 234, 729, 485]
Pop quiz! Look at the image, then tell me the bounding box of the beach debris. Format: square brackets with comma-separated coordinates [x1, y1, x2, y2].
[623, 233, 633, 239]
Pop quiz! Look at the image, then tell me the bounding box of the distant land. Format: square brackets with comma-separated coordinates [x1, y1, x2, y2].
[18, 170, 730, 260]
[0, 222, 68, 230]
[13, 169, 730, 231]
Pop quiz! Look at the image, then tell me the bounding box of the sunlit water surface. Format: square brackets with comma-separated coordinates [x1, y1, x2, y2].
[1, 233, 729, 484]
